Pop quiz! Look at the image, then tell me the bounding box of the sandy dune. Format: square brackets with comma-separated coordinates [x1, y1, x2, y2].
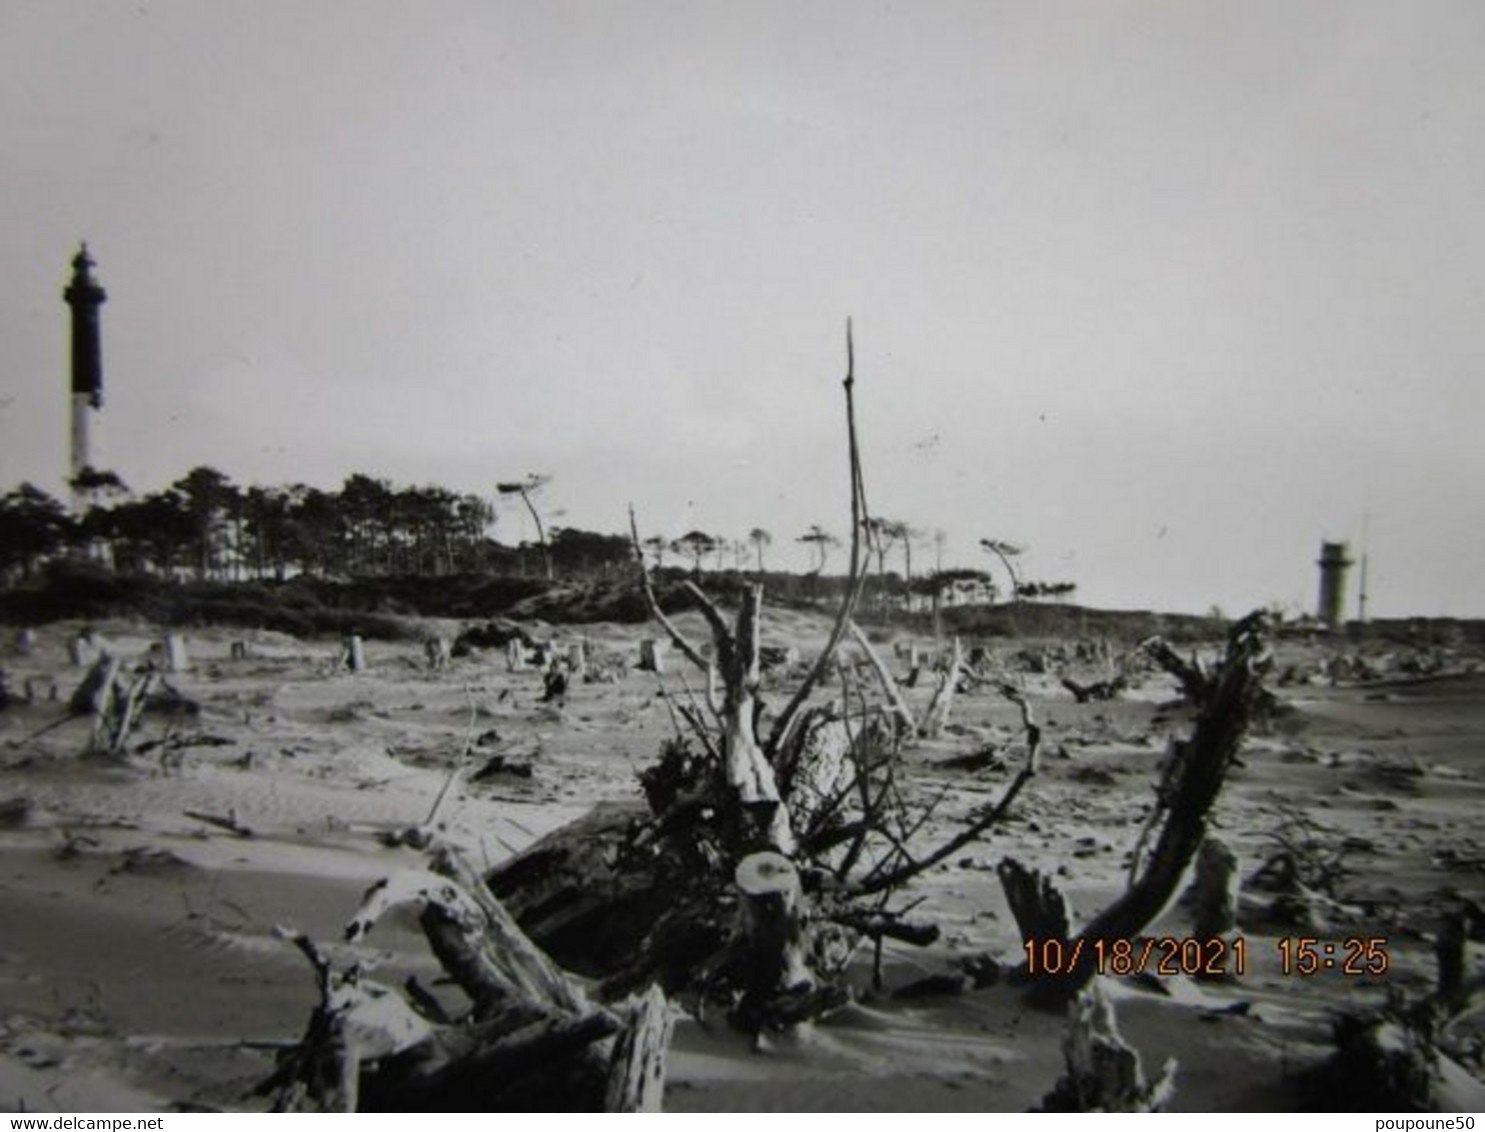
[1, 617, 1481, 1111]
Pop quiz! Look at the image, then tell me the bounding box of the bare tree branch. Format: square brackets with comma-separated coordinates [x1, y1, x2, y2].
[628, 505, 712, 674]
[854, 681, 1040, 896]
[847, 620, 917, 733]
[766, 318, 873, 756]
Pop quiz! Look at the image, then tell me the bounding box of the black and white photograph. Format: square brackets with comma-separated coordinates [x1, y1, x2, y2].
[1, 1, 1483, 1114]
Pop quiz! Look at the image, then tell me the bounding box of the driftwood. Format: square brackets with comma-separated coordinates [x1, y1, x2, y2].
[1183, 836, 1240, 939]
[184, 808, 254, 838]
[1027, 612, 1271, 1006]
[67, 657, 155, 758]
[1040, 984, 1176, 1112]
[603, 984, 674, 1112]
[1140, 637, 1210, 703]
[103, 670, 155, 757]
[489, 324, 898, 1031]
[847, 621, 916, 734]
[853, 682, 1041, 898]
[265, 846, 670, 1111]
[487, 326, 1057, 1032]
[1306, 904, 1485, 1111]
[998, 857, 1075, 944]
[1061, 674, 1128, 703]
[918, 636, 963, 739]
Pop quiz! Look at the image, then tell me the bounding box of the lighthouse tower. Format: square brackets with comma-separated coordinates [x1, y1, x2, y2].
[63, 243, 107, 510]
[1316, 541, 1354, 630]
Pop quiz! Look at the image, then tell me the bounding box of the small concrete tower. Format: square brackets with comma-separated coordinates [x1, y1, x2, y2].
[1316, 541, 1354, 630]
[63, 243, 107, 508]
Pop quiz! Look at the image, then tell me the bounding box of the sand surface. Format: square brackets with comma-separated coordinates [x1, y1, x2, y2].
[1, 616, 1482, 1111]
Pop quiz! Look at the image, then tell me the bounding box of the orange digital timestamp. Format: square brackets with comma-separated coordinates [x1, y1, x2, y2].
[1276, 935, 1389, 977]
[1024, 936, 1248, 978]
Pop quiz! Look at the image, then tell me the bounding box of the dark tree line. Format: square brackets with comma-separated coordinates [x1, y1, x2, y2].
[2, 471, 1078, 604]
[1, 469, 502, 583]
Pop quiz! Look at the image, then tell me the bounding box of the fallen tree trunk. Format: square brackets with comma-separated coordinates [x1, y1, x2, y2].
[1028, 612, 1271, 1006]
[266, 847, 669, 1112]
[603, 985, 674, 1113]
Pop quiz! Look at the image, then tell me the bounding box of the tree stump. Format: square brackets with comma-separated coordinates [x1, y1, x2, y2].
[342, 635, 366, 673]
[998, 857, 1075, 945]
[638, 638, 667, 674]
[70, 654, 121, 717]
[567, 641, 587, 680]
[1184, 836, 1240, 940]
[542, 666, 569, 704]
[425, 637, 451, 671]
[230, 640, 250, 661]
[1041, 984, 1177, 1112]
[505, 638, 526, 673]
[67, 635, 94, 669]
[734, 851, 813, 1029]
[163, 633, 189, 674]
[13, 629, 35, 658]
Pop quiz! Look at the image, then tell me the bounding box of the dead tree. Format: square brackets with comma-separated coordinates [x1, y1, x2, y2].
[998, 857, 1075, 945]
[1139, 637, 1210, 703]
[262, 846, 676, 1112]
[485, 325, 1055, 1034]
[1306, 905, 1485, 1111]
[490, 323, 982, 1029]
[68, 655, 154, 758]
[1023, 612, 1273, 1006]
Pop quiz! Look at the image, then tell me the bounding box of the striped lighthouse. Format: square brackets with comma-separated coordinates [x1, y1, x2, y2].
[63, 243, 107, 510]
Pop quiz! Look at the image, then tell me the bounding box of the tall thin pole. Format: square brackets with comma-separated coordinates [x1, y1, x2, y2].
[1358, 513, 1370, 624]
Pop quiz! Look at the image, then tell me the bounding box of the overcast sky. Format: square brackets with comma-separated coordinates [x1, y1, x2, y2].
[2, 1, 1482, 617]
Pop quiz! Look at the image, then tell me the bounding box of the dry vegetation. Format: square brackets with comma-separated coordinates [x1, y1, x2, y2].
[1, 346, 1483, 1112]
